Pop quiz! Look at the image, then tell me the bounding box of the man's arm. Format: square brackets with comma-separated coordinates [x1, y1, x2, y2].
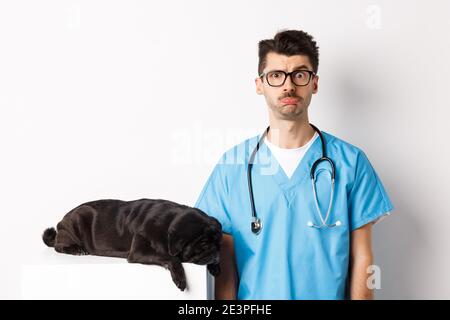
[349, 223, 374, 300]
[214, 233, 238, 300]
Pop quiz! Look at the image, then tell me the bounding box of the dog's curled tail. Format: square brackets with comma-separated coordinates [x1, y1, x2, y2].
[42, 227, 57, 247]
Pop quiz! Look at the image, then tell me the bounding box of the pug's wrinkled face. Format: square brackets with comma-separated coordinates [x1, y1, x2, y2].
[168, 212, 223, 276]
[181, 221, 222, 265]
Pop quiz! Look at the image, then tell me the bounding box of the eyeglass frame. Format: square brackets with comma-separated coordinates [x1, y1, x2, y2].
[258, 69, 317, 87]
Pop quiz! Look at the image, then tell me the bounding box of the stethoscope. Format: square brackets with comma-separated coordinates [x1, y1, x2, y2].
[247, 124, 342, 235]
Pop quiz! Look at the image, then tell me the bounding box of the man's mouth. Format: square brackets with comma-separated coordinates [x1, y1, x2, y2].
[280, 97, 299, 105]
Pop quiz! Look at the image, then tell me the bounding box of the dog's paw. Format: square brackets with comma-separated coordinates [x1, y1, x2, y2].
[75, 247, 89, 255]
[175, 277, 187, 291]
[207, 263, 221, 277]
[168, 262, 187, 291]
[62, 244, 89, 256]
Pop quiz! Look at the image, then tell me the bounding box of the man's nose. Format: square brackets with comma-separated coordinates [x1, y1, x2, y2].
[282, 75, 296, 91]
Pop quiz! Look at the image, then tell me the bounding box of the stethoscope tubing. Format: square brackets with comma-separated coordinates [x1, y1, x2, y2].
[247, 124, 340, 234]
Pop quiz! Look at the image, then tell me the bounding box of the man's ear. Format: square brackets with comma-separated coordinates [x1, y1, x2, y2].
[255, 77, 264, 95]
[312, 75, 319, 94]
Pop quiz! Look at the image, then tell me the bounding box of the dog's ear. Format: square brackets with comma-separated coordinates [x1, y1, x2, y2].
[168, 227, 186, 257]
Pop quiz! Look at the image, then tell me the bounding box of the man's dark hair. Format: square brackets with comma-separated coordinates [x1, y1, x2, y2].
[258, 29, 319, 76]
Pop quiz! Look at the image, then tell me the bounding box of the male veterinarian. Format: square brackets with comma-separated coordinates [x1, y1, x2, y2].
[194, 29, 394, 300]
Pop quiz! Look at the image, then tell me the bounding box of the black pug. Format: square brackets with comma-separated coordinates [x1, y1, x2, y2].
[42, 198, 222, 291]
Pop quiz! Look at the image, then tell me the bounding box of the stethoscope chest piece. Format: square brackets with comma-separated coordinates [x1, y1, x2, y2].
[307, 220, 342, 228]
[251, 217, 262, 234]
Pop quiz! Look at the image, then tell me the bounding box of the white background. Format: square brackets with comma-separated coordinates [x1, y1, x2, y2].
[1, 0, 449, 299]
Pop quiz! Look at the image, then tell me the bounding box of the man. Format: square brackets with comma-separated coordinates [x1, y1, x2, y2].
[194, 30, 394, 300]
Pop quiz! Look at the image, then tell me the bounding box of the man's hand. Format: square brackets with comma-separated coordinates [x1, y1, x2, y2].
[349, 223, 374, 300]
[214, 233, 238, 300]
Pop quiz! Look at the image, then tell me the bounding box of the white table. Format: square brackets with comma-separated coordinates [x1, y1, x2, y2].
[20, 248, 212, 299]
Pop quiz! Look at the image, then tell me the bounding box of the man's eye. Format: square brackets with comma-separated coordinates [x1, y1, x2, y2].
[269, 72, 282, 78]
[294, 72, 306, 78]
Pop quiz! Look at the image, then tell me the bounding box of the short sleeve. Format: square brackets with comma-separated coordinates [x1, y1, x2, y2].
[348, 150, 394, 231]
[194, 162, 233, 234]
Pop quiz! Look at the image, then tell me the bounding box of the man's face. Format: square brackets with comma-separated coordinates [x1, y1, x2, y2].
[255, 52, 319, 121]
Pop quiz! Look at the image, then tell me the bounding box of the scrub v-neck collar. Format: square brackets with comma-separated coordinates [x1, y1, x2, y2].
[256, 132, 323, 207]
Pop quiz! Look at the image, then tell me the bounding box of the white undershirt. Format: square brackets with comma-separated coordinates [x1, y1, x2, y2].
[264, 132, 319, 179]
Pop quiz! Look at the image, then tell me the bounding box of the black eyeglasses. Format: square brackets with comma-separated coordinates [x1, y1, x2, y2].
[259, 69, 316, 87]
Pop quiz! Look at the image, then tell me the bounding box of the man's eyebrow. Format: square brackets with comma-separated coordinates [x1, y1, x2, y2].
[291, 65, 310, 70]
[266, 65, 311, 72]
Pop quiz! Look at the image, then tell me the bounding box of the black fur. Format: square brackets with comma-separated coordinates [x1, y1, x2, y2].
[42, 198, 222, 291]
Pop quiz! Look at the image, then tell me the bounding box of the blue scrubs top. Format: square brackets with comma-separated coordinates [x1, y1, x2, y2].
[194, 130, 394, 300]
